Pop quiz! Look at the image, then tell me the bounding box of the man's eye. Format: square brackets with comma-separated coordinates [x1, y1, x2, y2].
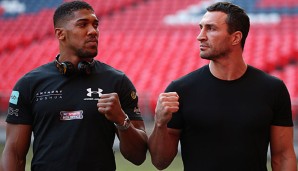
[78, 23, 87, 27]
[207, 26, 215, 31]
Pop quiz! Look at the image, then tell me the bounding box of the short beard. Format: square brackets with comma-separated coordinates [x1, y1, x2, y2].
[200, 49, 230, 60]
[77, 48, 97, 59]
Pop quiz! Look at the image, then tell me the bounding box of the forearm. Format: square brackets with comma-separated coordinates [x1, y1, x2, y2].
[2, 150, 26, 171]
[148, 125, 178, 170]
[118, 125, 148, 165]
[271, 154, 297, 171]
[270, 126, 297, 171]
[2, 124, 32, 171]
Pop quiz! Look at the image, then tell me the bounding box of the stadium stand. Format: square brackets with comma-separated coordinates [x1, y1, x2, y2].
[0, 0, 298, 120]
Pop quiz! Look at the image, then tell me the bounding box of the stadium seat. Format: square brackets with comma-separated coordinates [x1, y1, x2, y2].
[0, 0, 298, 117]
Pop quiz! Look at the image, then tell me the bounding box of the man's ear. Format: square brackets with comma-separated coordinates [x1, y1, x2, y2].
[231, 31, 242, 46]
[55, 28, 65, 40]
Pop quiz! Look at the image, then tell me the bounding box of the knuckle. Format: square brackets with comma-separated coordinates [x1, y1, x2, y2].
[160, 96, 166, 102]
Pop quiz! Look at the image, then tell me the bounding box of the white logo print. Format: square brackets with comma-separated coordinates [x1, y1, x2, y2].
[87, 88, 103, 97]
[8, 107, 19, 116]
[36, 90, 63, 102]
[84, 88, 103, 101]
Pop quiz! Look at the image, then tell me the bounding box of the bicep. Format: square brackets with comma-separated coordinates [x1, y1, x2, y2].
[270, 125, 294, 156]
[4, 123, 32, 159]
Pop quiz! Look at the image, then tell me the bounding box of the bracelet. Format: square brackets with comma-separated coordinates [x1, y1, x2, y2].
[114, 114, 131, 130]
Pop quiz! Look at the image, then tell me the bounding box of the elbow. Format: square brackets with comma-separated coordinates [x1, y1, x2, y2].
[150, 150, 173, 170]
[148, 143, 177, 170]
[151, 157, 171, 170]
[131, 155, 146, 166]
[124, 152, 147, 166]
[121, 149, 147, 166]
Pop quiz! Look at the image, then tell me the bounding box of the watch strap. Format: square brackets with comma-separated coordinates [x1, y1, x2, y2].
[114, 114, 131, 130]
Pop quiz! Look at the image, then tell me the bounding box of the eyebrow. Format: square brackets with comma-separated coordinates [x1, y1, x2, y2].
[199, 23, 216, 28]
[75, 18, 99, 23]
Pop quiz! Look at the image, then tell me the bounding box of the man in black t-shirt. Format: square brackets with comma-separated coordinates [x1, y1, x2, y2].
[148, 2, 297, 171]
[1, 1, 147, 171]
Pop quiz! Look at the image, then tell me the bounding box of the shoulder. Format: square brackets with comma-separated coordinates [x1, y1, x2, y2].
[93, 60, 133, 86]
[247, 65, 284, 84]
[177, 65, 208, 82]
[169, 65, 209, 86]
[245, 66, 289, 96]
[164, 65, 209, 93]
[94, 60, 126, 77]
[16, 62, 57, 84]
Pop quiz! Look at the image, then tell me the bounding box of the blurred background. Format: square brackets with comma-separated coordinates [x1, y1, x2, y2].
[0, 0, 297, 169]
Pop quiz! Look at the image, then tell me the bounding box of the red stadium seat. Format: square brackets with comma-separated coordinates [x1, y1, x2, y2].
[0, 0, 298, 117]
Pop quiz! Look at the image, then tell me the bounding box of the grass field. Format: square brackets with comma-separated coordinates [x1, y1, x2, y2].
[0, 143, 285, 171]
[0, 143, 183, 171]
[0, 143, 293, 171]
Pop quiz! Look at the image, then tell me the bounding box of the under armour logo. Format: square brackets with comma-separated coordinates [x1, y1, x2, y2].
[8, 107, 19, 117]
[87, 88, 103, 97]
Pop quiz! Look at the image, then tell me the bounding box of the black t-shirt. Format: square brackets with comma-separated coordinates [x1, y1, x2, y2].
[166, 65, 293, 171]
[6, 60, 143, 171]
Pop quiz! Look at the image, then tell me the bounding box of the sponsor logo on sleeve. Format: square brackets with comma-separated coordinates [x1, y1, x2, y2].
[8, 107, 19, 116]
[131, 91, 137, 100]
[134, 106, 141, 114]
[9, 91, 19, 105]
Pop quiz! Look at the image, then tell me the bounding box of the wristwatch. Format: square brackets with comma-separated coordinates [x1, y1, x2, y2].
[114, 114, 131, 130]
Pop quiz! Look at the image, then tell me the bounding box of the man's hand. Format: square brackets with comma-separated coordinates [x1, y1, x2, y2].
[97, 93, 126, 124]
[155, 92, 179, 128]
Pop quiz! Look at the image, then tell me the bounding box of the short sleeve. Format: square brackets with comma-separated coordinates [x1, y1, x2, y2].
[118, 74, 143, 121]
[272, 81, 293, 126]
[6, 76, 33, 125]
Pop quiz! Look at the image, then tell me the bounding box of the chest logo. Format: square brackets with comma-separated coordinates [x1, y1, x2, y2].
[87, 88, 103, 97]
[60, 110, 83, 120]
[84, 88, 103, 101]
[35, 90, 63, 102]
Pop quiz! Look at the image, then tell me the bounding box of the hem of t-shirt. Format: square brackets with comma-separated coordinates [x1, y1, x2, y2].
[127, 116, 143, 121]
[271, 123, 293, 127]
[6, 119, 32, 125]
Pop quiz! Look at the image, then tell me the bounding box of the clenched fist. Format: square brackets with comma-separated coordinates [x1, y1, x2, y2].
[155, 92, 179, 128]
[97, 93, 126, 124]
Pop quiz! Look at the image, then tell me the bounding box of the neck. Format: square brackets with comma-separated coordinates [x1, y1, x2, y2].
[57, 53, 94, 67]
[209, 57, 247, 81]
